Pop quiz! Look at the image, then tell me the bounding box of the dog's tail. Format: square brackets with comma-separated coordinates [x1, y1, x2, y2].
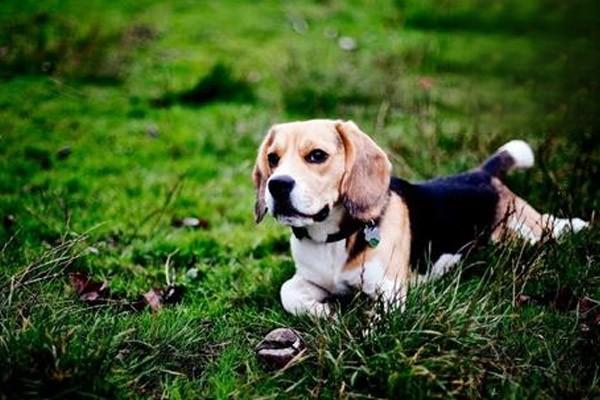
[480, 140, 534, 177]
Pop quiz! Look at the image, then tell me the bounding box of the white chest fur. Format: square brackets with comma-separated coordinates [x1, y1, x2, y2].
[290, 237, 361, 294]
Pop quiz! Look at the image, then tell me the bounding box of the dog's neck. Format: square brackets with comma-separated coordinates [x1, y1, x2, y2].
[304, 205, 346, 242]
[291, 205, 366, 244]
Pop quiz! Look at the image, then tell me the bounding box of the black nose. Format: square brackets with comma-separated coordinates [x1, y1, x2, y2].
[268, 175, 295, 199]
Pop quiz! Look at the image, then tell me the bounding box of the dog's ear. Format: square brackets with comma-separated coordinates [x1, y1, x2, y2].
[336, 120, 392, 221]
[252, 128, 275, 223]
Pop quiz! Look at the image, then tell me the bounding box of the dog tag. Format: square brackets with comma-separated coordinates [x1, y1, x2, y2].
[364, 224, 380, 247]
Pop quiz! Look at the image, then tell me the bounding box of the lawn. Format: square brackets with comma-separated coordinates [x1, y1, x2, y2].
[1, 0, 599, 398]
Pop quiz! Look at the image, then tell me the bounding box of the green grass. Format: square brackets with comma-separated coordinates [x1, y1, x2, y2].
[1, 0, 599, 398]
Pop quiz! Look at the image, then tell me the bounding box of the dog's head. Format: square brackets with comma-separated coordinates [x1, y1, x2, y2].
[252, 119, 391, 226]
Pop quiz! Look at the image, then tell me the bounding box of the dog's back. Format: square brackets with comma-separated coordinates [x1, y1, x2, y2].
[392, 171, 499, 272]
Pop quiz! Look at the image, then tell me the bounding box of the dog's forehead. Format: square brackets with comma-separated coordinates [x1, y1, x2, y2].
[272, 120, 339, 148]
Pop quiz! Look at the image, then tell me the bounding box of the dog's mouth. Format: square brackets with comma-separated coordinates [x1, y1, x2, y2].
[273, 203, 330, 223]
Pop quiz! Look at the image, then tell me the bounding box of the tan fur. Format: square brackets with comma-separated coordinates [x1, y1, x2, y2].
[336, 121, 393, 221]
[344, 193, 412, 281]
[491, 177, 547, 242]
[252, 129, 275, 222]
[258, 120, 589, 318]
[252, 119, 390, 223]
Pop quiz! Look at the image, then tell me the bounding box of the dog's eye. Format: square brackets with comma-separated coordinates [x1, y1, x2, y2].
[267, 152, 280, 168]
[305, 149, 329, 164]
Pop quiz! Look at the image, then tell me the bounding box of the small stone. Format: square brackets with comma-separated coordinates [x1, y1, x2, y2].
[256, 328, 306, 370]
[146, 124, 160, 138]
[57, 146, 72, 160]
[338, 36, 357, 51]
[3, 214, 16, 229]
[289, 16, 308, 34]
[186, 268, 199, 280]
[41, 61, 53, 73]
[247, 71, 262, 83]
[324, 27, 338, 39]
[183, 217, 201, 227]
[172, 216, 210, 229]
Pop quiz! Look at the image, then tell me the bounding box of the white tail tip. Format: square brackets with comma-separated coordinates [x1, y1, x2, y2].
[498, 140, 534, 169]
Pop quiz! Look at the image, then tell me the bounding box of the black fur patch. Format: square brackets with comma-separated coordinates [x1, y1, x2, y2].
[480, 150, 515, 177]
[390, 171, 499, 274]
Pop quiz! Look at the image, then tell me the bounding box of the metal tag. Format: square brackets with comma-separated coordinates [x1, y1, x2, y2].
[363, 224, 380, 248]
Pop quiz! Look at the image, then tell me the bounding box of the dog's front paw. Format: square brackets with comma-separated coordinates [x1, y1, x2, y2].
[311, 301, 335, 319]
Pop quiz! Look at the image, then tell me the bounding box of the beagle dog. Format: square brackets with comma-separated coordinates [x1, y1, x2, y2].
[252, 119, 589, 317]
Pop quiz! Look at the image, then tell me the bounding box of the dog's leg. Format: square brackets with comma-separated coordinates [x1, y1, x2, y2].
[492, 178, 589, 243]
[541, 214, 589, 239]
[502, 195, 546, 244]
[362, 254, 459, 336]
[360, 263, 408, 314]
[359, 269, 407, 335]
[280, 274, 332, 318]
[412, 253, 462, 285]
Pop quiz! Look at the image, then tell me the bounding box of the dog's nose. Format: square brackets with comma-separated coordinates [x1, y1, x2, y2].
[268, 176, 295, 200]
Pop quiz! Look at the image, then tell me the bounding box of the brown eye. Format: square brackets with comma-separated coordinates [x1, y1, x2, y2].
[267, 152, 280, 168]
[305, 149, 328, 164]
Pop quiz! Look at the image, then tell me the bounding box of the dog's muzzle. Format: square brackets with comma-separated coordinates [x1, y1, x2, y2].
[268, 176, 330, 222]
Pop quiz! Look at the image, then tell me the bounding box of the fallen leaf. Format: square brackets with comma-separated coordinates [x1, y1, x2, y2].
[143, 288, 163, 311]
[578, 296, 600, 336]
[69, 272, 110, 304]
[69, 273, 185, 312]
[418, 77, 434, 90]
[56, 146, 72, 160]
[550, 286, 578, 312]
[578, 296, 598, 316]
[515, 293, 531, 307]
[143, 285, 185, 311]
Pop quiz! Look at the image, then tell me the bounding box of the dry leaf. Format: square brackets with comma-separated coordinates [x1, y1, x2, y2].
[69, 272, 110, 304]
[143, 285, 185, 312]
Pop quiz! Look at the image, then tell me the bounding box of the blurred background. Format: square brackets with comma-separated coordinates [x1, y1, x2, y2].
[1, 0, 598, 234]
[1, 0, 599, 398]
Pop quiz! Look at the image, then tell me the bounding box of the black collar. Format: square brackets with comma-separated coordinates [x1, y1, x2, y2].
[291, 214, 372, 244]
